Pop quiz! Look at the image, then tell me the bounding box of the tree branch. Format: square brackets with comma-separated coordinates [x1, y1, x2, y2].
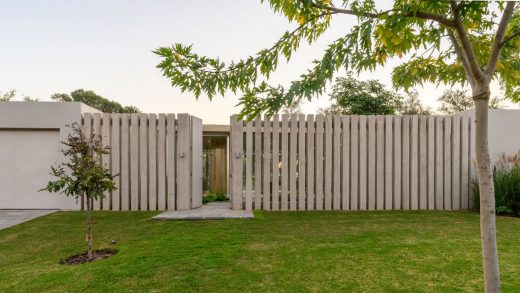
[450, 0, 485, 81]
[485, 1, 517, 75]
[501, 30, 520, 47]
[448, 31, 475, 88]
[314, 4, 456, 28]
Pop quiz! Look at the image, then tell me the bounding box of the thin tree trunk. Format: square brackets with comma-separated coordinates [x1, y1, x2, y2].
[473, 87, 500, 292]
[86, 194, 94, 260]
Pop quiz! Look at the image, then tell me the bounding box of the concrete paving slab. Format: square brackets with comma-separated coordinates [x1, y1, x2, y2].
[0, 210, 57, 230]
[153, 202, 254, 220]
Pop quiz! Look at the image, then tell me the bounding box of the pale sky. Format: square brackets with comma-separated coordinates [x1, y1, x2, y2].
[0, 0, 510, 124]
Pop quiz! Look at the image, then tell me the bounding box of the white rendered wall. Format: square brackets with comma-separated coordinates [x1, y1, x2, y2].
[0, 102, 100, 210]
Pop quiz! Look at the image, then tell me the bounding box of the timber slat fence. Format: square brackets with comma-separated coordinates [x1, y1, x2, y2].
[230, 114, 472, 211]
[82, 113, 202, 211]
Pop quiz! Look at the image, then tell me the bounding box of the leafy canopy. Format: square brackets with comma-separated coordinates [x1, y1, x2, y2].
[320, 73, 404, 115]
[155, 1, 519, 119]
[51, 89, 140, 113]
[41, 123, 116, 200]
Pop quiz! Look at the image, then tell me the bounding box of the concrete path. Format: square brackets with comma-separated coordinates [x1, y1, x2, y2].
[153, 202, 254, 220]
[0, 210, 57, 230]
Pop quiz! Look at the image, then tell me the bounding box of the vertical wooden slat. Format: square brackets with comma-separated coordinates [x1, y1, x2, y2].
[130, 114, 139, 211]
[350, 116, 359, 210]
[290, 114, 298, 210]
[315, 115, 324, 210]
[410, 116, 419, 210]
[419, 116, 427, 210]
[452, 115, 461, 210]
[393, 116, 402, 209]
[82, 113, 93, 210]
[435, 116, 444, 210]
[166, 114, 176, 210]
[298, 114, 307, 210]
[245, 120, 254, 211]
[263, 115, 271, 211]
[323, 116, 333, 210]
[111, 114, 121, 211]
[101, 113, 111, 210]
[385, 116, 393, 210]
[402, 116, 410, 210]
[306, 114, 315, 210]
[376, 116, 385, 210]
[281, 114, 289, 210]
[332, 116, 340, 210]
[177, 114, 191, 210]
[139, 114, 148, 210]
[444, 116, 452, 210]
[427, 116, 435, 210]
[191, 117, 203, 208]
[341, 116, 350, 210]
[230, 115, 243, 210]
[271, 115, 279, 211]
[93, 113, 102, 210]
[157, 114, 166, 210]
[254, 117, 262, 210]
[359, 116, 367, 210]
[148, 114, 157, 210]
[120, 114, 130, 211]
[461, 115, 470, 210]
[367, 116, 376, 210]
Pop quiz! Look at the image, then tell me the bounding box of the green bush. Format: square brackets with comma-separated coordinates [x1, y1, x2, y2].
[203, 191, 228, 204]
[472, 162, 520, 216]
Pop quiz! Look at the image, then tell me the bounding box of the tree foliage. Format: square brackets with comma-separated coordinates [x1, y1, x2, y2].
[438, 88, 504, 114]
[319, 74, 403, 115]
[51, 89, 140, 113]
[399, 90, 432, 115]
[155, 1, 519, 120]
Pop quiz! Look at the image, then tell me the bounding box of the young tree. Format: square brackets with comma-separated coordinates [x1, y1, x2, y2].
[155, 1, 519, 290]
[51, 89, 140, 113]
[438, 88, 504, 114]
[0, 89, 16, 101]
[41, 123, 116, 260]
[319, 73, 403, 115]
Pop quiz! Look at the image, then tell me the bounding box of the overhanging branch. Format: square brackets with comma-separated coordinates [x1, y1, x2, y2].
[485, 1, 517, 75]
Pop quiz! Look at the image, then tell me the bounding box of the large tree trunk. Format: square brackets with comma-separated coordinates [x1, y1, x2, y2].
[473, 85, 500, 292]
[86, 195, 94, 260]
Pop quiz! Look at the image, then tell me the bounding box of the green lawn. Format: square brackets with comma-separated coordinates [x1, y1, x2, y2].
[0, 211, 519, 292]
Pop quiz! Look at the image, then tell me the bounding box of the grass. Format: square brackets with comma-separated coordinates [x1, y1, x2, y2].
[0, 211, 519, 292]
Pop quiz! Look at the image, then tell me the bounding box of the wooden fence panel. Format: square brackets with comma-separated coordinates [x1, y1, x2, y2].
[93, 113, 102, 210]
[367, 115, 376, 211]
[102, 113, 111, 210]
[120, 114, 130, 211]
[393, 116, 402, 209]
[271, 115, 279, 211]
[148, 114, 157, 210]
[157, 114, 166, 210]
[359, 116, 368, 210]
[341, 116, 350, 210]
[245, 120, 254, 211]
[376, 116, 385, 211]
[419, 116, 427, 210]
[402, 116, 410, 210]
[435, 116, 444, 210]
[166, 114, 176, 210]
[332, 116, 340, 210]
[452, 115, 461, 210]
[385, 116, 393, 210]
[324, 116, 333, 210]
[299, 114, 307, 210]
[263, 115, 271, 211]
[281, 115, 289, 210]
[230, 115, 243, 210]
[315, 115, 324, 210]
[444, 116, 452, 210]
[461, 116, 470, 209]
[350, 116, 359, 211]
[290, 114, 298, 210]
[427, 116, 435, 210]
[410, 116, 419, 210]
[306, 115, 315, 210]
[254, 116, 262, 210]
[111, 114, 121, 211]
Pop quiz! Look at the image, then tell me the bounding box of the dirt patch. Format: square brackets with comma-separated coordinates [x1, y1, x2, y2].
[60, 248, 117, 265]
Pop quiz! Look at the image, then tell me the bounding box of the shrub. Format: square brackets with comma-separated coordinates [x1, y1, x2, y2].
[472, 151, 520, 216]
[203, 191, 228, 204]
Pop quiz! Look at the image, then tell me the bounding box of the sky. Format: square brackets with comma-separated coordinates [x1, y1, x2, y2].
[0, 0, 510, 124]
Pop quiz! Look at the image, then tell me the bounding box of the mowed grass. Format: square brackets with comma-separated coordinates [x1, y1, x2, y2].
[0, 211, 519, 292]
